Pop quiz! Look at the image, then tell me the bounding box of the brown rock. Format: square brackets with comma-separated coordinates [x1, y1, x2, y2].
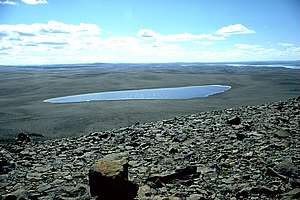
[89, 153, 138, 200]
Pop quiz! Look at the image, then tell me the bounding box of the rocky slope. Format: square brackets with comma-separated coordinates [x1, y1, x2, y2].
[1, 97, 300, 199]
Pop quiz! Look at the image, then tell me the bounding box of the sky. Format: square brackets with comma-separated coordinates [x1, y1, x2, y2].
[0, 0, 299, 65]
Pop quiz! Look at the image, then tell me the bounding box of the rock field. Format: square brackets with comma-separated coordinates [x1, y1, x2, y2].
[1, 97, 300, 199]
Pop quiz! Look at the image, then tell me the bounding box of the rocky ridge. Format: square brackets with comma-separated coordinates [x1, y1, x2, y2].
[1, 97, 300, 199]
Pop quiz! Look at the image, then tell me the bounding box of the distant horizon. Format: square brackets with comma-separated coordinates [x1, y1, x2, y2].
[0, 0, 299, 65]
[1, 59, 299, 67]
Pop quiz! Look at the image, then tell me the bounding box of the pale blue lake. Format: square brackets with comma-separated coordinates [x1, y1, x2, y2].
[44, 85, 231, 103]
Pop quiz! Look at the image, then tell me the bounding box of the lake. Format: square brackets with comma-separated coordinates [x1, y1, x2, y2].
[44, 85, 231, 103]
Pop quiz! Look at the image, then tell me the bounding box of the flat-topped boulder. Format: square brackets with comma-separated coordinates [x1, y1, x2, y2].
[89, 152, 138, 200]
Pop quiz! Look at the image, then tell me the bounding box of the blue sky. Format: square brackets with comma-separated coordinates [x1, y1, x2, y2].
[0, 0, 299, 65]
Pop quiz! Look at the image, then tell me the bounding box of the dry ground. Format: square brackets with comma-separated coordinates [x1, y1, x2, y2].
[0, 64, 299, 142]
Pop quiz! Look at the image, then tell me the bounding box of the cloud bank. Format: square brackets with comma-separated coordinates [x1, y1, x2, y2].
[0, 0, 47, 5]
[21, 0, 48, 5]
[138, 29, 225, 42]
[0, 0, 18, 5]
[0, 21, 299, 65]
[277, 43, 295, 47]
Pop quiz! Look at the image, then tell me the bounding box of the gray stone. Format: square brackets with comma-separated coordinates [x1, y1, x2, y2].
[227, 116, 241, 125]
[274, 130, 291, 138]
[3, 188, 27, 200]
[0, 149, 15, 174]
[274, 160, 299, 178]
[147, 166, 197, 186]
[37, 183, 52, 193]
[17, 132, 31, 143]
[187, 194, 204, 200]
[282, 188, 300, 199]
[138, 184, 151, 198]
[26, 172, 43, 181]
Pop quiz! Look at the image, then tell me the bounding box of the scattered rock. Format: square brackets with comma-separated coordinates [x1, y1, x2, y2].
[290, 179, 300, 189]
[265, 167, 289, 181]
[187, 193, 205, 200]
[26, 172, 43, 181]
[153, 195, 180, 200]
[3, 189, 27, 200]
[236, 133, 247, 141]
[0, 150, 15, 174]
[282, 188, 300, 199]
[1, 98, 300, 199]
[274, 129, 291, 138]
[216, 154, 228, 161]
[273, 160, 299, 178]
[138, 184, 151, 198]
[227, 116, 241, 125]
[255, 186, 277, 197]
[235, 189, 249, 199]
[168, 146, 178, 154]
[16, 132, 31, 143]
[148, 166, 197, 186]
[172, 134, 187, 142]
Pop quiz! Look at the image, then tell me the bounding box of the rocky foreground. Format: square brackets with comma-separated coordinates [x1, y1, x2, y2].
[1, 97, 300, 200]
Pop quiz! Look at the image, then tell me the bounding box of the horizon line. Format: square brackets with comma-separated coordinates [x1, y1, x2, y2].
[1, 60, 300, 67]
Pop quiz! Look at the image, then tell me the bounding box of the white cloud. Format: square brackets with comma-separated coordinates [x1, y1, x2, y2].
[40, 20, 101, 35]
[277, 43, 295, 47]
[137, 29, 158, 40]
[161, 33, 224, 42]
[234, 43, 261, 49]
[0, 21, 102, 59]
[21, 0, 47, 5]
[216, 24, 255, 36]
[0, 20, 101, 39]
[102, 36, 141, 51]
[200, 41, 213, 46]
[137, 29, 224, 42]
[0, 0, 18, 5]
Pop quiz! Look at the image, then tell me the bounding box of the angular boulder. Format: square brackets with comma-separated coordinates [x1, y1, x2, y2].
[16, 132, 31, 143]
[147, 166, 197, 187]
[227, 116, 241, 125]
[89, 152, 138, 200]
[274, 130, 291, 138]
[273, 160, 299, 178]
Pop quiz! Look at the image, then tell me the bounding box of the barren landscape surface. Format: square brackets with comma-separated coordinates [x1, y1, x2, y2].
[0, 63, 299, 142]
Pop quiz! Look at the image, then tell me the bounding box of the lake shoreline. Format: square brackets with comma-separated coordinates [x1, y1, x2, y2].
[1, 64, 299, 142]
[44, 85, 231, 103]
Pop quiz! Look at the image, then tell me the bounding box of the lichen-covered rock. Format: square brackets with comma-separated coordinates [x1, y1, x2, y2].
[89, 152, 138, 199]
